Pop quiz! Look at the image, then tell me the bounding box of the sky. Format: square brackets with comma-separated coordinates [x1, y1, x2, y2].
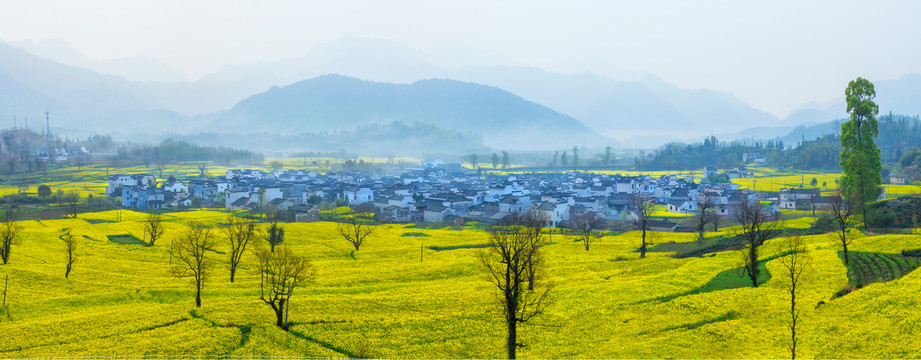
[1, 0, 920, 118]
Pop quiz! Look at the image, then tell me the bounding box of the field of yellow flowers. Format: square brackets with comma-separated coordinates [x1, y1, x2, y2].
[1, 209, 920, 358]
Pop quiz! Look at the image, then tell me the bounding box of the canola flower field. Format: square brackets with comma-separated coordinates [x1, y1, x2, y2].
[2, 209, 921, 358]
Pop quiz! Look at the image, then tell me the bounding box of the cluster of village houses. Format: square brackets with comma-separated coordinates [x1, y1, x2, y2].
[106, 162, 842, 230]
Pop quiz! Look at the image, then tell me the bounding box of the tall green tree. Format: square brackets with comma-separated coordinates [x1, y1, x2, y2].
[840, 77, 882, 222]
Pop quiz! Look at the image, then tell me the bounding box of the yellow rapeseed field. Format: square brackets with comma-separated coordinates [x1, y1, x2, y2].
[1, 209, 920, 358]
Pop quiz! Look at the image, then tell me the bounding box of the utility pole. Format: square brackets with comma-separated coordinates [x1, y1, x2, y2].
[420, 243, 423, 263]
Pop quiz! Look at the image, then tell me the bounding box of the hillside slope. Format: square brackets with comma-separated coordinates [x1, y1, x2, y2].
[213, 74, 609, 150]
[1, 209, 920, 358]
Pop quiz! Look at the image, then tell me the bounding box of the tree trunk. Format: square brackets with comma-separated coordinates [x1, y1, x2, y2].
[527, 258, 535, 291]
[640, 228, 647, 259]
[507, 319, 517, 359]
[749, 245, 759, 288]
[863, 207, 868, 229]
[842, 237, 849, 265]
[275, 299, 287, 329]
[65, 263, 72, 278]
[195, 283, 202, 307]
[791, 287, 797, 360]
[229, 266, 236, 283]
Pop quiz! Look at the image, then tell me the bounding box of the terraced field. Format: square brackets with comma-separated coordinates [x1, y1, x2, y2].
[842, 251, 921, 289]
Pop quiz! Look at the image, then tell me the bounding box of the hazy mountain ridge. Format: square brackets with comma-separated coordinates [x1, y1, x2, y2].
[6, 38, 190, 83]
[212, 74, 608, 150]
[3, 36, 921, 152]
[0, 43, 189, 132]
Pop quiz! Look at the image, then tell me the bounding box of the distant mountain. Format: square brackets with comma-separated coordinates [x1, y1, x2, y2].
[782, 74, 921, 126]
[212, 74, 609, 150]
[447, 66, 779, 140]
[0, 42, 189, 132]
[195, 37, 787, 140]
[6, 38, 189, 83]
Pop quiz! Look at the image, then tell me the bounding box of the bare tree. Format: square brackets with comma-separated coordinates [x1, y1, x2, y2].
[0, 207, 22, 264]
[734, 199, 783, 288]
[143, 214, 166, 247]
[16, 179, 29, 196]
[62, 191, 80, 218]
[223, 216, 255, 282]
[569, 212, 604, 251]
[171, 224, 215, 307]
[61, 230, 77, 278]
[517, 211, 548, 291]
[631, 196, 656, 258]
[778, 236, 810, 360]
[197, 163, 207, 177]
[479, 217, 552, 359]
[710, 211, 722, 231]
[827, 192, 856, 265]
[156, 162, 165, 177]
[261, 213, 285, 252]
[337, 215, 375, 251]
[254, 246, 315, 330]
[694, 193, 716, 245]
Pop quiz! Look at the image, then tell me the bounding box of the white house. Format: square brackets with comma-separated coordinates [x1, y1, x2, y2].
[344, 186, 373, 205]
[164, 181, 188, 193]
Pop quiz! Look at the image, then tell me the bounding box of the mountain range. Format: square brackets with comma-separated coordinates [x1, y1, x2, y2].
[2, 36, 921, 152]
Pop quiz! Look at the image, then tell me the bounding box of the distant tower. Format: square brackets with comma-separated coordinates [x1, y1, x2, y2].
[13, 115, 17, 130]
[45, 111, 51, 137]
[25, 117, 28, 130]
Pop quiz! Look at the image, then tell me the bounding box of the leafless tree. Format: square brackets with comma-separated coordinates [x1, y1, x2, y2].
[197, 163, 207, 177]
[143, 214, 166, 247]
[631, 196, 656, 258]
[156, 162, 165, 177]
[337, 215, 375, 251]
[569, 212, 604, 251]
[223, 216, 255, 282]
[479, 216, 552, 359]
[261, 213, 285, 253]
[516, 211, 548, 291]
[16, 179, 29, 196]
[254, 246, 315, 330]
[710, 211, 723, 231]
[734, 199, 783, 288]
[827, 192, 856, 265]
[806, 193, 819, 217]
[0, 207, 22, 264]
[62, 191, 80, 218]
[694, 193, 716, 245]
[269, 160, 284, 172]
[61, 230, 77, 278]
[171, 224, 215, 307]
[778, 236, 810, 360]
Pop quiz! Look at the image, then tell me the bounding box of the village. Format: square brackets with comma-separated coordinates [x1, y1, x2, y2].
[106, 161, 840, 230]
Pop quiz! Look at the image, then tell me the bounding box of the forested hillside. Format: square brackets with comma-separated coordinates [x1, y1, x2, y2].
[636, 113, 921, 172]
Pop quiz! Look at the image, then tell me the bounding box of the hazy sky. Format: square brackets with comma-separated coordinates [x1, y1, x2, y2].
[2, 0, 919, 117]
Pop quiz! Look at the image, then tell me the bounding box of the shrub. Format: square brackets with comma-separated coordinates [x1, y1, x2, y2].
[901, 249, 921, 257]
[867, 207, 896, 228]
[810, 216, 834, 233]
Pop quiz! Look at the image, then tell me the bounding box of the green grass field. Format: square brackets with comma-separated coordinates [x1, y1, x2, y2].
[1, 210, 921, 358]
